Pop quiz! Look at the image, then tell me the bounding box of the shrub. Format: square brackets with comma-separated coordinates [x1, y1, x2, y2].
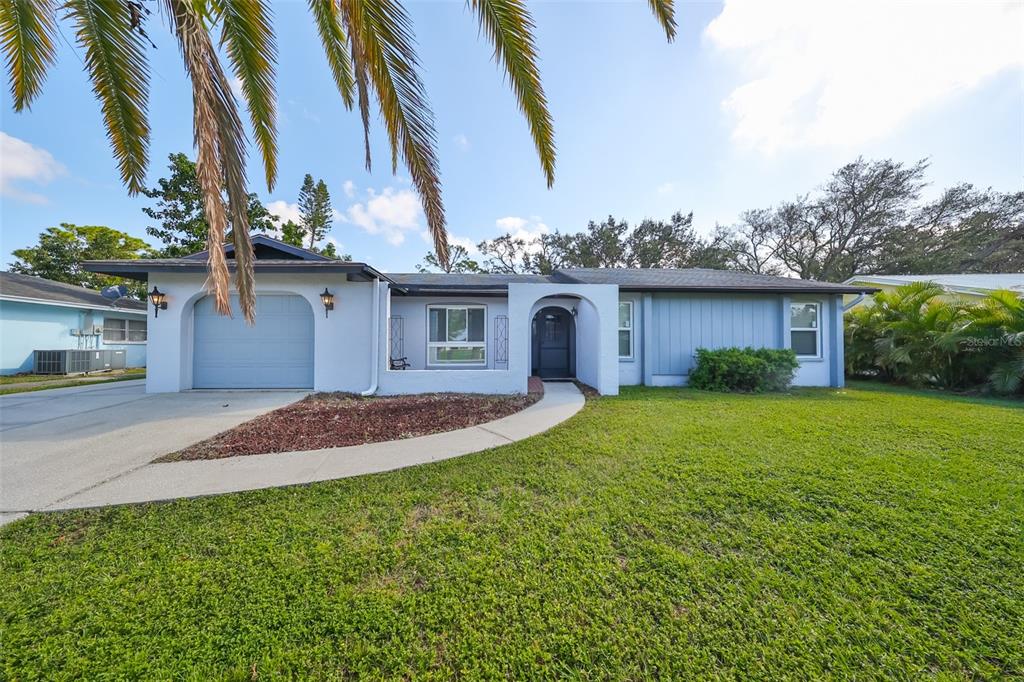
[689, 347, 800, 393]
[844, 283, 1024, 394]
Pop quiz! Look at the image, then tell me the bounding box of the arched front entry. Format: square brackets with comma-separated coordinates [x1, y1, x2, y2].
[531, 306, 576, 379]
[192, 293, 314, 388]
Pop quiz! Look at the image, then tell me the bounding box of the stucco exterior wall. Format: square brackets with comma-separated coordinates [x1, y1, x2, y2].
[388, 296, 509, 370]
[0, 300, 146, 374]
[144, 272, 376, 393]
[508, 282, 620, 395]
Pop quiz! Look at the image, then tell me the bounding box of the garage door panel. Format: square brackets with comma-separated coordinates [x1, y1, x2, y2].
[193, 294, 313, 388]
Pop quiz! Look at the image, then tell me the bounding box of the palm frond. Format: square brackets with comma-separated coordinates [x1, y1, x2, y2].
[646, 0, 677, 42]
[0, 0, 58, 110]
[351, 36, 372, 171]
[468, 0, 555, 188]
[164, 0, 256, 322]
[217, 0, 278, 192]
[308, 0, 355, 108]
[65, 0, 150, 194]
[342, 0, 448, 265]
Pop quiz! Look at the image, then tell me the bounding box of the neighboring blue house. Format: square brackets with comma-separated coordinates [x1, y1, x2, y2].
[0, 271, 147, 375]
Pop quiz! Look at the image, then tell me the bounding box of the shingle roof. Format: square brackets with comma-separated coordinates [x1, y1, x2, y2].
[387, 272, 551, 293]
[84, 259, 389, 282]
[385, 268, 874, 295]
[0, 271, 146, 311]
[554, 268, 875, 293]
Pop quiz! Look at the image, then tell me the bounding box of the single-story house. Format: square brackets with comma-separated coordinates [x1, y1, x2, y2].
[0, 271, 148, 375]
[85, 235, 875, 395]
[843, 273, 1024, 306]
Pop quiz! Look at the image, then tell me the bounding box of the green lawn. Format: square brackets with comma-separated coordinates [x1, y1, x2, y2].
[2, 385, 1022, 679]
[0, 369, 145, 395]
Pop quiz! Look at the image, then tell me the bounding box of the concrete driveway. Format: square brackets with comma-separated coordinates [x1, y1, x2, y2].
[0, 380, 305, 523]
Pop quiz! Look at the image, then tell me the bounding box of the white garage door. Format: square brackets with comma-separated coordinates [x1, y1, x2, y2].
[193, 294, 314, 389]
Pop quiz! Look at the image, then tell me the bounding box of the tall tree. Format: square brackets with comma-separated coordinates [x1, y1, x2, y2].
[10, 224, 154, 298]
[142, 153, 278, 257]
[280, 220, 306, 248]
[417, 243, 481, 273]
[1, 0, 677, 321]
[878, 186, 1024, 274]
[477, 211, 733, 274]
[297, 174, 333, 250]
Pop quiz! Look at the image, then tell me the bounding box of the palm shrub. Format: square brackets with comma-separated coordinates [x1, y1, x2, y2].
[845, 283, 1024, 394]
[965, 290, 1024, 393]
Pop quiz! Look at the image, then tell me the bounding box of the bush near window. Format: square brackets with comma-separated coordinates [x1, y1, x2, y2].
[689, 347, 800, 393]
[845, 282, 1024, 394]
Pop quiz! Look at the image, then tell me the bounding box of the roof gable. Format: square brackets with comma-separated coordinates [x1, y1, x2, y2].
[183, 234, 331, 262]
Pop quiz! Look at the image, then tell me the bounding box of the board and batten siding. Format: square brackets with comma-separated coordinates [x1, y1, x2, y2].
[646, 293, 782, 385]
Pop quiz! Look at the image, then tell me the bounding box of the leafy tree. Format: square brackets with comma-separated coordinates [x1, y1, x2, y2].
[476, 212, 735, 273]
[297, 174, 334, 250]
[1, 0, 676, 321]
[280, 220, 306, 248]
[142, 153, 278, 257]
[417, 244, 481, 273]
[10, 224, 154, 298]
[478, 233, 532, 273]
[879, 186, 1024, 274]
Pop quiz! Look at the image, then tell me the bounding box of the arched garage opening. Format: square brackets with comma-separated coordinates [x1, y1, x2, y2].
[192, 293, 314, 389]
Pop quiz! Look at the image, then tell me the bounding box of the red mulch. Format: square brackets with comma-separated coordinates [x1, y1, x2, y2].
[156, 392, 541, 462]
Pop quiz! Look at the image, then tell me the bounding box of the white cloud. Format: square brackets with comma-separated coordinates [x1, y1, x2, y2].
[342, 180, 356, 198]
[343, 186, 422, 246]
[494, 216, 550, 251]
[453, 133, 470, 151]
[656, 182, 675, 194]
[229, 76, 244, 101]
[0, 132, 66, 204]
[265, 200, 301, 226]
[705, 0, 1024, 154]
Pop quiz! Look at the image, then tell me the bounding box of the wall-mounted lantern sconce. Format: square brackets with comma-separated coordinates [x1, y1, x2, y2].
[320, 288, 335, 318]
[149, 286, 168, 318]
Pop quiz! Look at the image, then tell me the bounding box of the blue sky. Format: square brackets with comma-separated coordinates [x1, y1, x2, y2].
[2, 0, 1022, 273]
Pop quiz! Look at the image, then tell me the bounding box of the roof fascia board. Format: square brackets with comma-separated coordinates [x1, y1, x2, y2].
[0, 294, 147, 314]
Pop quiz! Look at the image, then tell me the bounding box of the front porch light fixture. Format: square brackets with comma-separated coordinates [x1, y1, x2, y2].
[320, 288, 335, 317]
[149, 286, 167, 318]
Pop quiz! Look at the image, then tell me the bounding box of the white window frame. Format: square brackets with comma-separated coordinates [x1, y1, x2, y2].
[618, 300, 634, 360]
[427, 304, 487, 366]
[103, 317, 147, 344]
[790, 301, 821, 359]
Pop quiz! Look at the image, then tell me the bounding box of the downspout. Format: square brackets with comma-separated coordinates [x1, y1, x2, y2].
[842, 293, 866, 311]
[360, 277, 381, 396]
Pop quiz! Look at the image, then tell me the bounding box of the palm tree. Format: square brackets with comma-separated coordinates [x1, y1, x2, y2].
[1, 0, 677, 322]
[967, 290, 1024, 394]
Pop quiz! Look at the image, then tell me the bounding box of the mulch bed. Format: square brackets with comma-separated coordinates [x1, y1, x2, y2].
[156, 391, 541, 462]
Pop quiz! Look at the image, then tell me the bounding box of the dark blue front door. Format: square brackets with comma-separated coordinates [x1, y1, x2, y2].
[533, 307, 574, 378]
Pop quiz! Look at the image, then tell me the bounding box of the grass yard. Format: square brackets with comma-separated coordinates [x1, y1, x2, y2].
[2, 385, 1022, 678]
[0, 368, 145, 395]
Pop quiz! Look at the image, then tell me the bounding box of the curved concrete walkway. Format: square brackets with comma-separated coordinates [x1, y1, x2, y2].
[45, 381, 584, 512]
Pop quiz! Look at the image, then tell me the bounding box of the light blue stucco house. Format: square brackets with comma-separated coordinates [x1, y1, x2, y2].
[85, 235, 875, 394]
[0, 271, 147, 375]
